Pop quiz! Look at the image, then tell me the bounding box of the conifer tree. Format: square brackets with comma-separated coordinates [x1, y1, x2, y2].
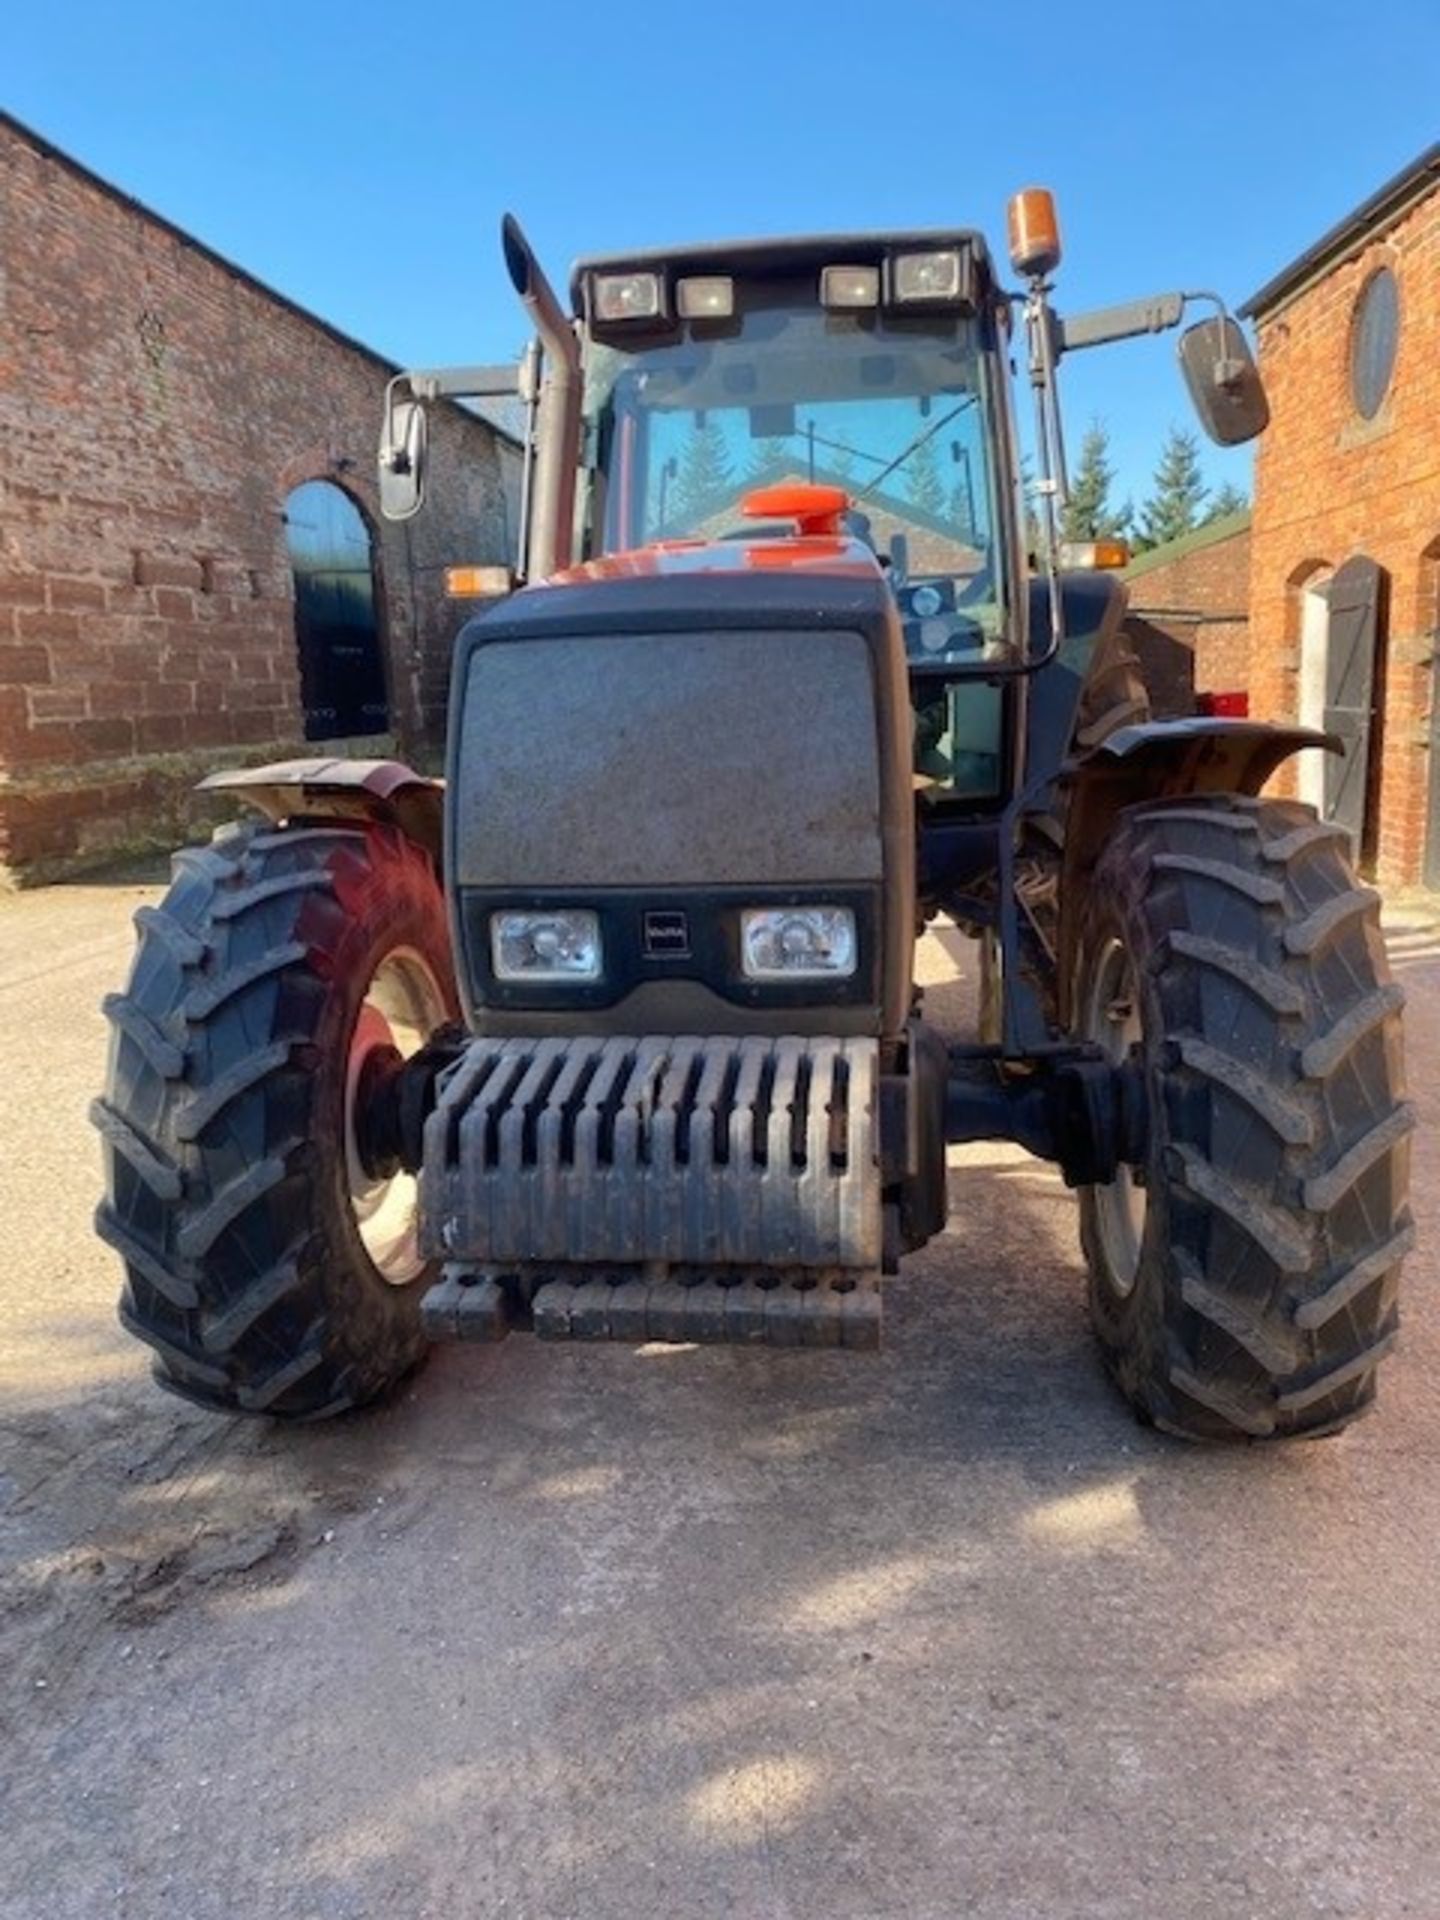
[1136, 427, 1208, 550]
[747, 435, 795, 478]
[905, 434, 946, 517]
[1060, 420, 1131, 542]
[674, 420, 735, 518]
[946, 480, 976, 544]
[1203, 481, 1250, 523]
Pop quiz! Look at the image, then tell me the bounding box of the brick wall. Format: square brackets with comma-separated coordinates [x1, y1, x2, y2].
[0, 114, 521, 881]
[1248, 180, 1440, 885]
[1122, 515, 1251, 700]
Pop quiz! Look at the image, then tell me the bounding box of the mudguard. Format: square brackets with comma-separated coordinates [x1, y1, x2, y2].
[1053, 717, 1341, 1025]
[1086, 717, 1340, 793]
[199, 758, 444, 861]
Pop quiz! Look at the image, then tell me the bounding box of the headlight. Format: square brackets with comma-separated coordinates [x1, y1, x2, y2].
[491, 910, 602, 981]
[890, 248, 965, 305]
[591, 270, 664, 323]
[820, 264, 880, 309]
[676, 274, 734, 320]
[740, 907, 857, 980]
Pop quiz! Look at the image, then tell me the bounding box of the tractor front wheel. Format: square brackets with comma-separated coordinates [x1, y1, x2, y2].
[1075, 795, 1411, 1441]
[93, 820, 457, 1418]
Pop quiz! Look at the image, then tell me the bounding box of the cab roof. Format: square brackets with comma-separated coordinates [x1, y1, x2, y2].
[569, 228, 995, 311]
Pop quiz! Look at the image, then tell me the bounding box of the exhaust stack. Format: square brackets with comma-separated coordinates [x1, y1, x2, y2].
[502, 214, 581, 578]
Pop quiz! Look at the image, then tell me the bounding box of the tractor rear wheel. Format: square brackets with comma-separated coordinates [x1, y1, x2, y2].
[93, 820, 457, 1418]
[1075, 794, 1411, 1441]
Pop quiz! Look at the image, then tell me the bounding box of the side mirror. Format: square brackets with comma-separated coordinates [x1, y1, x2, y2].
[1178, 315, 1270, 447]
[378, 392, 429, 521]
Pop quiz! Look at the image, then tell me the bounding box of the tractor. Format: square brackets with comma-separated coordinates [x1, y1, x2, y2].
[94, 190, 1411, 1439]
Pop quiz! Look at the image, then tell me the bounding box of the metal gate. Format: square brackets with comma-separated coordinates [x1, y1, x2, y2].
[285, 480, 389, 741]
[1321, 555, 1385, 862]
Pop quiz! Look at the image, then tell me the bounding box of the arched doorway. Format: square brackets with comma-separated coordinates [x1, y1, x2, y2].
[284, 480, 389, 741]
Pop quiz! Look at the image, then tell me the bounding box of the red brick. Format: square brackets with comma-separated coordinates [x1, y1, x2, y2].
[0, 646, 52, 686]
[29, 688, 89, 721]
[134, 553, 206, 591]
[0, 572, 48, 609]
[47, 578, 108, 612]
[0, 112, 513, 876]
[104, 586, 159, 618]
[88, 683, 147, 719]
[153, 587, 197, 621]
[73, 716, 136, 756]
[15, 609, 81, 645]
[141, 681, 197, 715]
[1248, 180, 1440, 885]
[135, 713, 191, 753]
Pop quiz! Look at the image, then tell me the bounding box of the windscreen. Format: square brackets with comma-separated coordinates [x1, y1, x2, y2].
[584, 287, 1014, 667]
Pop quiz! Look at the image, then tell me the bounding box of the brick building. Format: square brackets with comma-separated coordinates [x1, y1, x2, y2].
[1243, 143, 1440, 885]
[1122, 509, 1251, 713]
[0, 112, 520, 882]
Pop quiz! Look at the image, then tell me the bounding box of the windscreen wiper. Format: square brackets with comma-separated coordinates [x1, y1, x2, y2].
[853, 397, 975, 504]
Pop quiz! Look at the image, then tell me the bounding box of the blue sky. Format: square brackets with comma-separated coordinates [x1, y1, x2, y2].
[7, 0, 1438, 512]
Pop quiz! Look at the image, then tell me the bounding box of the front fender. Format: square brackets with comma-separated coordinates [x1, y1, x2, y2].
[1053, 718, 1340, 1026]
[198, 758, 444, 861]
[1087, 717, 1340, 795]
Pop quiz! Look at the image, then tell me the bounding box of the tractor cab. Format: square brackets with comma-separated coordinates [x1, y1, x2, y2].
[570, 232, 1021, 804]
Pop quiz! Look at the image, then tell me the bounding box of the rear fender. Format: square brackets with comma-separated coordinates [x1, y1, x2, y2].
[1054, 718, 1340, 1027]
[199, 758, 444, 863]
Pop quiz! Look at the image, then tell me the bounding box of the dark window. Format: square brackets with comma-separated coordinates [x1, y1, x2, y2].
[1349, 268, 1400, 421]
[284, 480, 389, 740]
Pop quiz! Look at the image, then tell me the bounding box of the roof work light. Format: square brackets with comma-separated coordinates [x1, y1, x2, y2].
[889, 248, 967, 306]
[820, 264, 881, 309]
[590, 270, 665, 323]
[676, 275, 735, 319]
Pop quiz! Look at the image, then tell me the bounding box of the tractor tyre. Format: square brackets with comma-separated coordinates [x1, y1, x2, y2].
[1074, 794, 1411, 1441]
[93, 820, 457, 1418]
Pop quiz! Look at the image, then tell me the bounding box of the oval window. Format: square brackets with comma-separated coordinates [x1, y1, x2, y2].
[1349, 268, 1399, 420]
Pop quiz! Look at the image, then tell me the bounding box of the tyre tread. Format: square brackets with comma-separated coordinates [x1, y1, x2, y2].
[101, 993, 186, 1079]
[1300, 983, 1406, 1081]
[173, 1041, 295, 1141]
[95, 1204, 199, 1310]
[1077, 793, 1410, 1442]
[94, 818, 456, 1418]
[1302, 1104, 1415, 1213]
[174, 1153, 293, 1261]
[1284, 885, 1381, 957]
[88, 1097, 184, 1199]
[1172, 1036, 1313, 1145]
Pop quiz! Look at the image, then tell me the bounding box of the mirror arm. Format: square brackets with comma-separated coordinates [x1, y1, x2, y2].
[1056, 291, 1186, 354]
[380, 374, 413, 474]
[402, 363, 522, 402]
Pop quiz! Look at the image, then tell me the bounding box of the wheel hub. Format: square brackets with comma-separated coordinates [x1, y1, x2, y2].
[344, 951, 447, 1287]
[1083, 936, 1148, 1297]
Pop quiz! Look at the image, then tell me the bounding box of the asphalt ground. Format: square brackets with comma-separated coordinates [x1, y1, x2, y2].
[2, 870, 1438, 1920]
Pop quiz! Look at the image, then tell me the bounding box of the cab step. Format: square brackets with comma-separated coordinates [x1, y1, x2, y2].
[420, 1267, 881, 1350]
